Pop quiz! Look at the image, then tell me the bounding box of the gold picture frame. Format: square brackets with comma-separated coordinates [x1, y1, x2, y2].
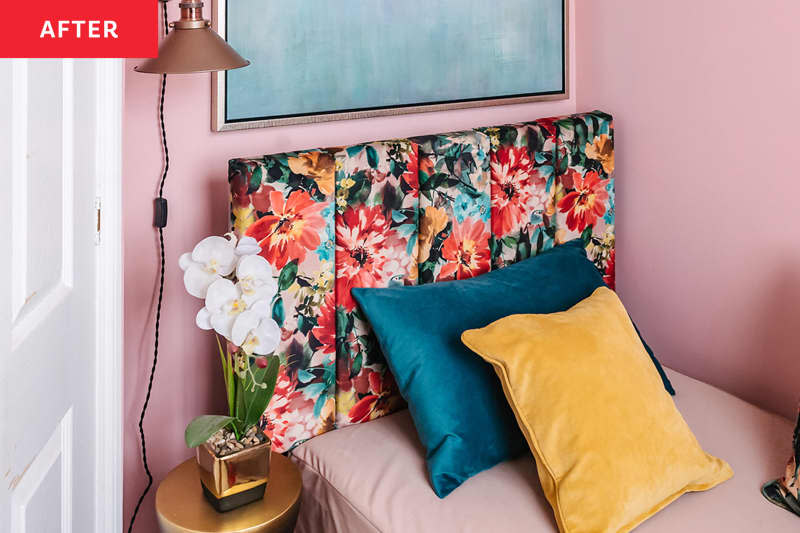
[211, 0, 569, 131]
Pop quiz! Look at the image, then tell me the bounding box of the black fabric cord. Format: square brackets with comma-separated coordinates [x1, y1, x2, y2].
[127, 2, 169, 531]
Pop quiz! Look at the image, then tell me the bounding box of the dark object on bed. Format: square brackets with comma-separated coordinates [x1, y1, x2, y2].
[762, 406, 800, 517]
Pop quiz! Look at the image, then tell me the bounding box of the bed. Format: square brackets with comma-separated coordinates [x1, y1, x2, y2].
[289, 368, 795, 532]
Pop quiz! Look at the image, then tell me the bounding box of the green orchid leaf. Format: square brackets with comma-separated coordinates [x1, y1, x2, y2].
[215, 335, 235, 418]
[235, 375, 245, 422]
[185, 415, 236, 448]
[227, 351, 235, 419]
[239, 357, 280, 429]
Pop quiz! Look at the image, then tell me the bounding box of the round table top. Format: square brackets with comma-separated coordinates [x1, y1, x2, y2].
[156, 452, 302, 533]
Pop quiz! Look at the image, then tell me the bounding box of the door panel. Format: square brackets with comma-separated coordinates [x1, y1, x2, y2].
[1, 58, 103, 533]
[11, 410, 72, 533]
[24, 459, 62, 533]
[11, 59, 74, 350]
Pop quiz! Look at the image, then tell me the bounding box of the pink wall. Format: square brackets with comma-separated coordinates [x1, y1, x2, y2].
[123, 3, 576, 530]
[576, 1, 800, 419]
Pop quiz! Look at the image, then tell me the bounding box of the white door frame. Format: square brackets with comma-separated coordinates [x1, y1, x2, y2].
[93, 58, 124, 533]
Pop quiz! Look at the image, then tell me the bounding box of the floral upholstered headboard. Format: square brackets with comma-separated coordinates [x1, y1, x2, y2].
[228, 111, 616, 453]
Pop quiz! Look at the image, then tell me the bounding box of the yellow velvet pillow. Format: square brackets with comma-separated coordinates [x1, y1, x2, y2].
[461, 287, 732, 533]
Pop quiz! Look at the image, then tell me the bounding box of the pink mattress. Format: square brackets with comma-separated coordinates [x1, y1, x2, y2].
[288, 369, 796, 532]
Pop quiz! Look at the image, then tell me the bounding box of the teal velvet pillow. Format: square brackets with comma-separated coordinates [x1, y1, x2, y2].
[352, 240, 673, 498]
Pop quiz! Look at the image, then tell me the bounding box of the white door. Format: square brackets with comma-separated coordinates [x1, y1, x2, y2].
[0, 59, 123, 533]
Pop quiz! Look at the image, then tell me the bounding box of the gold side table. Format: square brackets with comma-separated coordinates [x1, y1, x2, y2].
[156, 453, 302, 533]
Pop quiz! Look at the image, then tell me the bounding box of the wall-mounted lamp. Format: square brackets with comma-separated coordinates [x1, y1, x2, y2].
[135, 0, 249, 74]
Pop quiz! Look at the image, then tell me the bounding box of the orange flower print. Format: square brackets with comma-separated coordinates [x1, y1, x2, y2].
[490, 146, 546, 238]
[287, 151, 335, 196]
[557, 170, 610, 233]
[585, 134, 615, 175]
[418, 206, 449, 263]
[438, 218, 491, 281]
[245, 190, 327, 270]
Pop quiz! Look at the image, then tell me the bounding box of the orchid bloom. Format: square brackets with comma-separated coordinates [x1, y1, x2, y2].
[179, 235, 238, 298]
[235, 235, 261, 256]
[195, 276, 280, 355]
[231, 310, 281, 355]
[235, 255, 278, 305]
[184, 232, 281, 355]
[195, 278, 269, 339]
[195, 254, 278, 346]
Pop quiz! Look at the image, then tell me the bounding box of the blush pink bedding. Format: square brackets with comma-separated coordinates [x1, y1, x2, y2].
[289, 368, 796, 532]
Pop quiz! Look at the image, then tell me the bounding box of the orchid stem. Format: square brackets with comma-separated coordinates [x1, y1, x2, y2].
[216, 334, 235, 419]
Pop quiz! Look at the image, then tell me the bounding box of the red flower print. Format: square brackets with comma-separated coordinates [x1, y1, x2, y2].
[311, 293, 336, 356]
[264, 367, 317, 452]
[335, 205, 399, 310]
[438, 217, 491, 281]
[603, 249, 616, 290]
[250, 184, 275, 213]
[534, 116, 559, 137]
[557, 170, 610, 233]
[490, 146, 546, 238]
[402, 150, 420, 196]
[347, 369, 398, 423]
[348, 395, 379, 424]
[245, 190, 327, 270]
[229, 170, 251, 208]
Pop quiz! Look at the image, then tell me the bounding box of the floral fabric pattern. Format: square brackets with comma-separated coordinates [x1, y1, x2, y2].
[483, 122, 558, 269]
[227, 112, 617, 447]
[412, 131, 492, 283]
[333, 141, 419, 427]
[553, 112, 616, 288]
[228, 152, 337, 452]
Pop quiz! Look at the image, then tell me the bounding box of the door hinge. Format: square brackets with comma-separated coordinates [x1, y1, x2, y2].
[95, 196, 102, 245]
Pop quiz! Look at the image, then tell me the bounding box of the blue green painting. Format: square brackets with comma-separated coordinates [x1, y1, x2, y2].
[224, 0, 565, 123]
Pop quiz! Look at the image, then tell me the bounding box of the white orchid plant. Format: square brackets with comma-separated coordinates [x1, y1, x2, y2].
[180, 233, 282, 449]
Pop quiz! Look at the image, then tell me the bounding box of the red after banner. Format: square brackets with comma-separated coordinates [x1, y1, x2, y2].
[2, 0, 158, 58]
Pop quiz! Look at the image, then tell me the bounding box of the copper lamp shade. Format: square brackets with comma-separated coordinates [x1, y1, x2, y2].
[135, 1, 249, 74]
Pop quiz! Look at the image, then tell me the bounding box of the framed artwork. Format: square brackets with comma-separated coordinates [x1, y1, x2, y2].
[212, 0, 567, 131]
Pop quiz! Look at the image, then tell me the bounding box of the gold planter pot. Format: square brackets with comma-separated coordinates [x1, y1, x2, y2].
[196, 437, 271, 512]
